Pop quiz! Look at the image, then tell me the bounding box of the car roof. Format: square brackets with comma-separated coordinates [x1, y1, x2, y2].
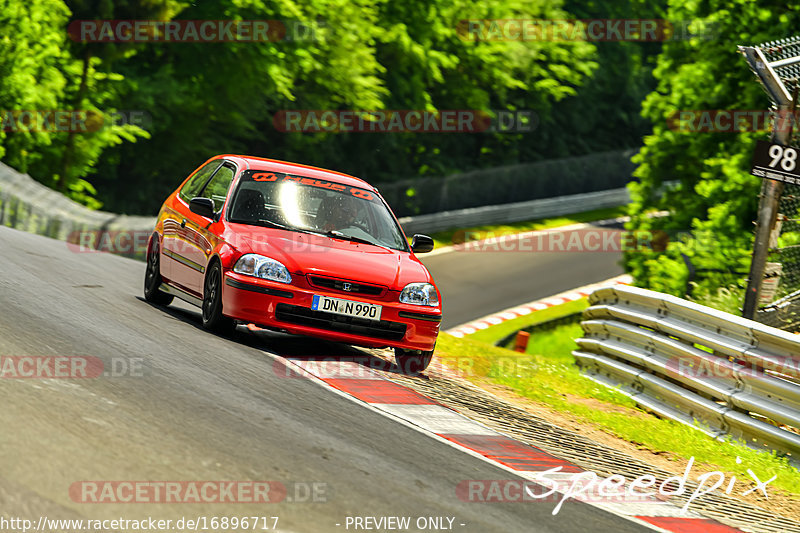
[218, 154, 377, 192]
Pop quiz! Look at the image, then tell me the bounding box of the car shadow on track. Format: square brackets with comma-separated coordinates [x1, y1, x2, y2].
[242, 327, 413, 377]
[137, 296, 415, 376]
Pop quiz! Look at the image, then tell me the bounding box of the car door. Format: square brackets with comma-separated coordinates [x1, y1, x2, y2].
[162, 160, 223, 292]
[177, 162, 236, 295]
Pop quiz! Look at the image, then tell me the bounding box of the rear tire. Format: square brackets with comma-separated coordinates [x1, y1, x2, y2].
[144, 236, 174, 305]
[202, 261, 237, 335]
[394, 347, 434, 374]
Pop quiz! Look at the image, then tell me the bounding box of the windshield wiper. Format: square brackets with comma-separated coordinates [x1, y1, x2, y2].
[254, 218, 291, 230]
[325, 230, 389, 249]
[233, 218, 322, 237]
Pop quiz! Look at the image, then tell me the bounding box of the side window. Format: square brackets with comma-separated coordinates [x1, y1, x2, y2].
[201, 164, 236, 213]
[179, 161, 223, 203]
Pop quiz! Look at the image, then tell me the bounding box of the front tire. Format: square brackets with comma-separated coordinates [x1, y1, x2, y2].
[202, 262, 236, 335]
[144, 236, 174, 305]
[394, 347, 434, 374]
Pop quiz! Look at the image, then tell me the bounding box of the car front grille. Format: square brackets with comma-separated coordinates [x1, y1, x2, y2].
[275, 304, 407, 341]
[308, 275, 385, 296]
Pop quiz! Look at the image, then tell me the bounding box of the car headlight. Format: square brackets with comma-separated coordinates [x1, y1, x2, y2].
[399, 282, 439, 306]
[233, 254, 292, 284]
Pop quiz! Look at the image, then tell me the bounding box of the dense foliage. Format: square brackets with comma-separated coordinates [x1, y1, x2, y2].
[10, 0, 793, 302]
[0, 0, 657, 214]
[624, 0, 800, 297]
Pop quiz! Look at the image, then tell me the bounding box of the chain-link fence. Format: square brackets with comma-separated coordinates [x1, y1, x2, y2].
[375, 149, 636, 218]
[751, 37, 800, 329]
[758, 189, 800, 329]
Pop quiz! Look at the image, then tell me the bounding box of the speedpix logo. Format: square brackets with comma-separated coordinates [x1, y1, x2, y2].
[458, 457, 776, 515]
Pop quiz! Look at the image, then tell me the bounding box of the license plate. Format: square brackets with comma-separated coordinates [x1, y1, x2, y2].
[311, 295, 382, 320]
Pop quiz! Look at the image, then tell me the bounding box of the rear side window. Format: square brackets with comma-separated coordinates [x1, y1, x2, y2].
[201, 164, 235, 213]
[179, 161, 223, 203]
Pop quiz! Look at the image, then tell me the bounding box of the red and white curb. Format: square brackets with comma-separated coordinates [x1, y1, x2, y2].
[269, 356, 744, 533]
[446, 274, 633, 338]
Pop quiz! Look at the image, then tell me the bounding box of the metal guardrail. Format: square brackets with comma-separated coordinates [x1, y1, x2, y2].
[0, 162, 155, 240]
[573, 284, 800, 460]
[397, 187, 630, 235]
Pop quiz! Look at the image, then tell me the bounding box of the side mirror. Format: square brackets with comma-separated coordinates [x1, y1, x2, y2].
[189, 197, 215, 219]
[411, 234, 434, 254]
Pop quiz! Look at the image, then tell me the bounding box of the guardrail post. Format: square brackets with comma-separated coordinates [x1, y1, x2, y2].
[513, 331, 530, 353]
[743, 105, 791, 318]
[739, 43, 799, 318]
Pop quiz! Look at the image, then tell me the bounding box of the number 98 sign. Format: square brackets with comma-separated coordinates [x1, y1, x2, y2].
[768, 144, 798, 171]
[751, 140, 800, 184]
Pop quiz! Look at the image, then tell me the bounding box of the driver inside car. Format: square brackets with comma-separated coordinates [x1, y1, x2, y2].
[317, 194, 360, 233]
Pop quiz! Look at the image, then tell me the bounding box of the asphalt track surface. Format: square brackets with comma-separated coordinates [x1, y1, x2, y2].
[421, 223, 625, 328]
[0, 226, 644, 532]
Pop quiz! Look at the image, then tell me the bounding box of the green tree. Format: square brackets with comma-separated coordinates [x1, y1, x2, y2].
[0, 0, 71, 175]
[625, 0, 800, 297]
[93, 0, 602, 214]
[548, 0, 664, 156]
[52, 0, 182, 202]
[0, 0, 162, 207]
[90, 0, 392, 213]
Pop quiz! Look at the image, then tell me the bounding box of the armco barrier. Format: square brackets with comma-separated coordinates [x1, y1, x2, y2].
[573, 284, 800, 459]
[0, 161, 630, 245]
[397, 187, 630, 235]
[0, 162, 155, 242]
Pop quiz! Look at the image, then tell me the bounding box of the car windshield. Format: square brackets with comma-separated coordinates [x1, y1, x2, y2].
[228, 170, 408, 251]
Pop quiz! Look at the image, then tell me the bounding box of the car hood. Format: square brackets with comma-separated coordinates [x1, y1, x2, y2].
[230, 227, 431, 289]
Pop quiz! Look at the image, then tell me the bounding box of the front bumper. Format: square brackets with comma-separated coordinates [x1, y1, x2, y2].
[221, 271, 441, 351]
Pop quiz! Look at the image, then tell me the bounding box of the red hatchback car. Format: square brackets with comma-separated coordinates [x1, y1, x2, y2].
[144, 155, 442, 371]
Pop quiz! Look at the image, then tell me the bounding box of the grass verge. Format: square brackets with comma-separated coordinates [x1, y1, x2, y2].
[435, 304, 800, 495]
[427, 205, 628, 250]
